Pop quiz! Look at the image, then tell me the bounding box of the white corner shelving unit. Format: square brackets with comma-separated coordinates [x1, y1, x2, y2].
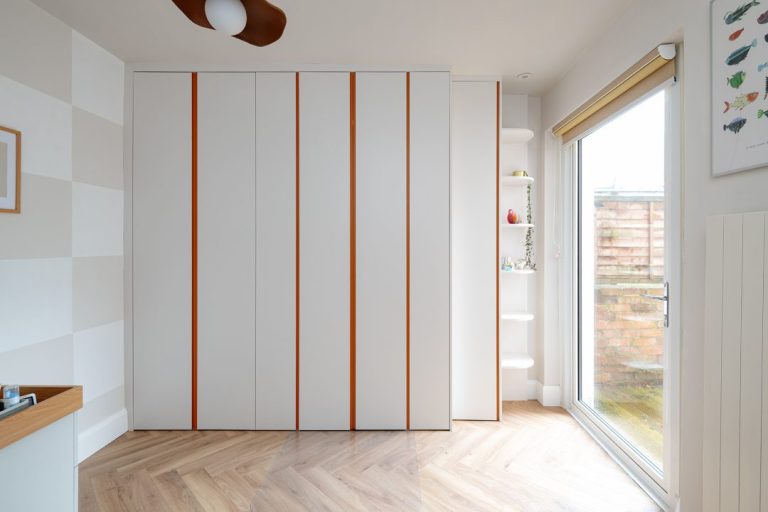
[500, 176, 534, 186]
[499, 126, 536, 402]
[501, 128, 534, 145]
[501, 353, 535, 370]
[501, 268, 536, 275]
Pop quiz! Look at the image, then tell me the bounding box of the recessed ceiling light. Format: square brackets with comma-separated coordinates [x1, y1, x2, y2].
[516, 72, 533, 80]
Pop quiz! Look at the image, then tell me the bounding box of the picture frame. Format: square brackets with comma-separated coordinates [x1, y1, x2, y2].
[711, 0, 768, 176]
[0, 125, 21, 214]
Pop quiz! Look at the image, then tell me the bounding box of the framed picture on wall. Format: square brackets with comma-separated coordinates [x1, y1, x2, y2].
[0, 125, 21, 213]
[711, 0, 768, 176]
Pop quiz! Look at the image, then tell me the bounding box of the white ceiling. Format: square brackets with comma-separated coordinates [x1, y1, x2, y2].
[30, 0, 634, 95]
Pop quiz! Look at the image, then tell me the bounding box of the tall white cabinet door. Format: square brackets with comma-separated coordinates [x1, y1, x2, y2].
[355, 72, 407, 430]
[410, 72, 451, 429]
[299, 72, 350, 430]
[451, 80, 498, 420]
[255, 72, 297, 430]
[133, 72, 192, 429]
[197, 73, 256, 430]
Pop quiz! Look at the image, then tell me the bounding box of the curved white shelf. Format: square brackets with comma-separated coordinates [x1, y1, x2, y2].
[502, 223, 534, 229]
[501, 312, 535, 322]
[501, 176, 534, 186]
[501, 353, 535, 369]
[501, 128, 534, 144]
[500, 268, 536, 275]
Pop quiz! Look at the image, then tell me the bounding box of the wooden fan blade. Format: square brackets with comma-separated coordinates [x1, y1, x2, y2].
[234, 0, 287, 47]
[171, 0, 286, 47]
[171, 0, 213, 30]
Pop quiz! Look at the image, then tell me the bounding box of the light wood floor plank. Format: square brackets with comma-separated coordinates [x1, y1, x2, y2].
[80, 401, 660, 511]
[153, 470, 207, 512]
[182, 469, 241, 512]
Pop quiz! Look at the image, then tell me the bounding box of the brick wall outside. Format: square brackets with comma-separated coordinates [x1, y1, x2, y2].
[593, 192, 664, 388]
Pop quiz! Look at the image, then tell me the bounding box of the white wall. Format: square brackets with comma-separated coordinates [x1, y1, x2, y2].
[0, 0, 126, 462]
[542, 0, 768, 509]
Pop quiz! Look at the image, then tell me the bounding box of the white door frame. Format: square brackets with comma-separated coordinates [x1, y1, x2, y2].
[561, 81, 681, 511]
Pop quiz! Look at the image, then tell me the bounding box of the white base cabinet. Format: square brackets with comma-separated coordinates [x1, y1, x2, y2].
[0, 416, 77, 512]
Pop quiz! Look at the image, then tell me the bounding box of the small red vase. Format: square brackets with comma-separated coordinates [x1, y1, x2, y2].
[507, 209, 518, 224]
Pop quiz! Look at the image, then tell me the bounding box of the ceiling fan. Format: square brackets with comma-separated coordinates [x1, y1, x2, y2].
[171, 0, 287, 47]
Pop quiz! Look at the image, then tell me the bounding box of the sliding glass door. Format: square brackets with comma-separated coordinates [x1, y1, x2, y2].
[576, 88, 675, 488]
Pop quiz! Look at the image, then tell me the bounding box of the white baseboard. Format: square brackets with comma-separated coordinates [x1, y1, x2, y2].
[532, 381, 561, 407]
[78, 408, 128, 463]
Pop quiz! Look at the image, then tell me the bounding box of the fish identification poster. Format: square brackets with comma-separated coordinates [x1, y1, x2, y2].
[712, 0, 768, 175]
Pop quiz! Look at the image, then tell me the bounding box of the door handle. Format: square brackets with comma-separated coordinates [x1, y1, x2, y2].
[642, 282, 669, 328]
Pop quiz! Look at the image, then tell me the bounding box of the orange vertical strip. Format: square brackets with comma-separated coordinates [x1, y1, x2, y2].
[406, 72, 411, 431]
[350, 72, 357, 431]
[191, 72, 198, 431]
[495, 81, 500, 422]
[295, 72, 301, 432]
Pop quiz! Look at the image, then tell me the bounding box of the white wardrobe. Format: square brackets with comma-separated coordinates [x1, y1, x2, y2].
[450, 77, 500, 421]
[131, 70, 450, 431]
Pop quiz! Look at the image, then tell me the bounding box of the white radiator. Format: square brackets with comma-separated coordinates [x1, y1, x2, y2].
[704, 213, 768, 512]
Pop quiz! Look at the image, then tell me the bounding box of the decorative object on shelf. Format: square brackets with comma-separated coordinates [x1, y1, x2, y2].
[711, 0, 768, 175]
[0, 125, 21, 214]
[511, 169, 529, 177]
[171, 0, 287, 47]
[507, 209, 518, 224]
[525, 183, 537, 270]
[514, 259, 528, 270]
[501, 256, 515, 271]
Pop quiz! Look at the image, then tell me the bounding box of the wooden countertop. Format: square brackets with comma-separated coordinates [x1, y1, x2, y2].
[0, 386, 82, 451]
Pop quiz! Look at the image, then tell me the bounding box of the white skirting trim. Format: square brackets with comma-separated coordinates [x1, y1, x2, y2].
[531, 381, 561, 407]
[78, 408, 128, 463]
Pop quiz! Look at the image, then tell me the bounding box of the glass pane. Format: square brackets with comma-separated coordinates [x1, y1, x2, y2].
[579, 91, 666, 471]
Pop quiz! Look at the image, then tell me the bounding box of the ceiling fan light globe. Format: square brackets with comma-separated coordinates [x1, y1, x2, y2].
[204, 0, 247, 36]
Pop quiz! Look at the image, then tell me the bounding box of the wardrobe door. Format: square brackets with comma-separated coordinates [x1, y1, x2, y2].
[255, 72, 296, 430]
[451, 80, 498, 420]
[410, 72, 451, 429]
[133, 72, 192, 429]
[355, 72, 407, 430]
[197, 73, 256, 429]
[299, 72, 350, 430]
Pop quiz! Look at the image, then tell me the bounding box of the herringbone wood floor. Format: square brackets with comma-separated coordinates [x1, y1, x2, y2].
[79, 401, 660, 511]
